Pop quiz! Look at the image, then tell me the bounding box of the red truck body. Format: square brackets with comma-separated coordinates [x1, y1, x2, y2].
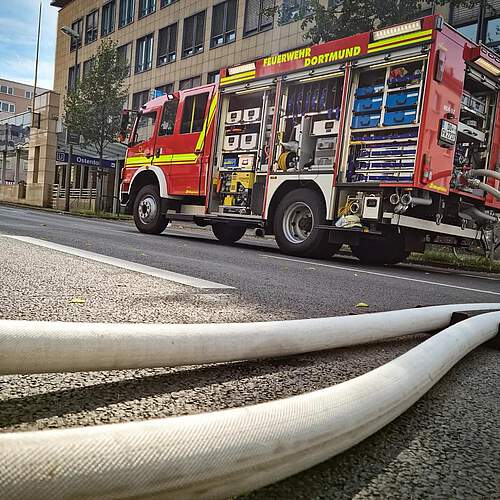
[121, 15, 500, 264]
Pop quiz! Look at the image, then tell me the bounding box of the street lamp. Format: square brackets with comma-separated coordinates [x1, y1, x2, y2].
[60, 25, 81, 212]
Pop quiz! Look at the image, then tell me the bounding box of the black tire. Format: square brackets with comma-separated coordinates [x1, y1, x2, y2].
[351, 232, 407, 265]
[212, 224, 247, 244]
[133, 185, 168, 234]
[273, 188, 329, 257]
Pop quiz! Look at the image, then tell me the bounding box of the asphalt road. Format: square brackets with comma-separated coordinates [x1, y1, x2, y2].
[0, 204, 498, 319]
[0, 204, 499, 500]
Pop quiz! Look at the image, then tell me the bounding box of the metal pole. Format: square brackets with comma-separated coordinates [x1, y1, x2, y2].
[14, 148, 21, 183]
[1, 151, 6, 184]
[113, 160, 121, 215]
[31, 1, 42, 127]
[477, 0, 487, 44]
[64, 35, 79, 212]
[64, 145, 72, 211]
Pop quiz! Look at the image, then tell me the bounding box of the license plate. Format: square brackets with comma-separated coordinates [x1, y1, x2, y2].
[439, 120, 457, 146]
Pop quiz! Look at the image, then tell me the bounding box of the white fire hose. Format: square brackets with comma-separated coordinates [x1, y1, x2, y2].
[0, 310, 498, 500]
[1, 303, 499, 375]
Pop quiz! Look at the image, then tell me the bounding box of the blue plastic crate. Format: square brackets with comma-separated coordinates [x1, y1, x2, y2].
[386, 90, 419, 110]
[353, 96, 383, 113]
[352, 113, 381, 129]
[384, 109, 417, 126]
[355, 84, 384, 98]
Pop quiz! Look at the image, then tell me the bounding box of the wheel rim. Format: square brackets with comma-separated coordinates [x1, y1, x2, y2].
[138, 194, 158, 224]
[282, 201, 314, 244]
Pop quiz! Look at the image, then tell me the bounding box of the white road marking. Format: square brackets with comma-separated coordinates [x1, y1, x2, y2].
[3, 235, 233, 290]
[259, 254, 500, 297]
[462, 273, 500, 282]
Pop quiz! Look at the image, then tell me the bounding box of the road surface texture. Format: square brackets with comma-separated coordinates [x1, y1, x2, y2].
[0, 204, 498, 499]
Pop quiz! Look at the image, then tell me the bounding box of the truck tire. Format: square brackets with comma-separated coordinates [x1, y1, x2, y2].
[133, 185, 168, 234]
[274, 188, 329, 258]
[212, 224, 247, 244]
[351, 233, 407, 265]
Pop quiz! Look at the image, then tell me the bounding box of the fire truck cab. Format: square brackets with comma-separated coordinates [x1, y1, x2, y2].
[121, 15, 500, 265]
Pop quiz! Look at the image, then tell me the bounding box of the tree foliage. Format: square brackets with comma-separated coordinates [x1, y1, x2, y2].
[64, 39, 129, 161]
[277, 0, 480, 44]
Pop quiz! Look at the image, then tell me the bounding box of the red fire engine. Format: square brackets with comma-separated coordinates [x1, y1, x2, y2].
[120, 15, 500, 265]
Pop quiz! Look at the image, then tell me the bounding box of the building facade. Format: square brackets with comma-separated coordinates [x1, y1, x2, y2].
[0, 78, 49, 121]
[50, 1, 500, 113]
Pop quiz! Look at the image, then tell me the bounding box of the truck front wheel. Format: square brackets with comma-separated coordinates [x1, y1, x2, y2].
[212, 224, 247, 244]
[274, 188, 329, 257]
[133, 185, 169, 234]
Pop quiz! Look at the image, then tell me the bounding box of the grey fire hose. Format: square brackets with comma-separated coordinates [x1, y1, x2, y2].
[1, 303, 499, 375]
[0, 311, 498, 500]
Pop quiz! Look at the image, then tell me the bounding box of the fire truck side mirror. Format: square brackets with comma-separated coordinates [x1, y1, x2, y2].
[119, 110, 130, 143]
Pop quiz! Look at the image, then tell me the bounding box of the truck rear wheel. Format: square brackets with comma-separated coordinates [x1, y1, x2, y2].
[133, 185, 168, 234]
[212, 224, 247, 244]
[274, 188, 329, 258]
[351, 233, 408, 265]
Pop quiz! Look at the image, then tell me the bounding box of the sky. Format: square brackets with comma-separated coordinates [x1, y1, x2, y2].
[0, 0, 58, 90]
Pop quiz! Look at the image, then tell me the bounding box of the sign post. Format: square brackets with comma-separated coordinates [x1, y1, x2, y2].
[64, 130, 80, 212]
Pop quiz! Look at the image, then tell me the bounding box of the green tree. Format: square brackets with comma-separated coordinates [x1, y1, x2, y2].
[276, 0, 479, 44]
[64, 39, 129, 211]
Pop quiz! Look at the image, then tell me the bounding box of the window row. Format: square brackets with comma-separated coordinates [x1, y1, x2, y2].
[70, 0, 276, 55]
[455, 16, 500, 48]
[129, 71, 222, 110]
[0, 101, 16, 113]
[0, 85, 14, 95]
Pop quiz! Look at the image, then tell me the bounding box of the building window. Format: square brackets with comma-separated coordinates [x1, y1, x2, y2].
[211, 0, 237, 48]
[101, 1, 116, 36]
[68, 64, 80, 91]
[179, 75, 201, 90]
[280, 0, 310, 24]
[456, 23, 478, 42]
[182, 11, 206, 58]
[207, 70, 220, 84]
[180, 93, 208, 133]
[0, 101, 15, 113]
[486, 18, 500, 47]
[25, 90, 32, 99]
[160, 0, 177, 7]
[0, 85, 14, 95]
[139, 0, 156, 19]
[159, 99, 179, 135]
[119, 0, 135, 27]
[157, 23, 177, 66]
[117, 42, 132, 76]
[70, 18, 83, 51]
[243, 0, 273, 36]
[132, 90, 151, 110]
[82, 59, 94, 77]
[85, 10, 99, 44]
[155, 83, 174, 96]
[135, 33, 154, 73]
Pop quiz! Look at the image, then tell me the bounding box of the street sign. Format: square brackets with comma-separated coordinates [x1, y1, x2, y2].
[56, 151, 117, 169]
[66, 130, 81, 145]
